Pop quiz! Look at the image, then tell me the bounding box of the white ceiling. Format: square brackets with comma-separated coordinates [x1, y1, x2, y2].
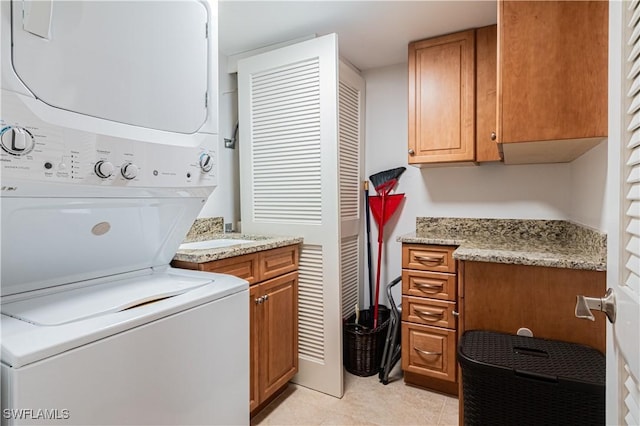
[218, 1, 498, 71]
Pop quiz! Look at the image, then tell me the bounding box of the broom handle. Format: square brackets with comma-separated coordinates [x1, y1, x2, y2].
[373, 192, 386, 328]
[364, 181, 374, 311]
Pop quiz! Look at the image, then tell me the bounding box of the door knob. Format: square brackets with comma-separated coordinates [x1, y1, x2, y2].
[575, 288, 616, 323]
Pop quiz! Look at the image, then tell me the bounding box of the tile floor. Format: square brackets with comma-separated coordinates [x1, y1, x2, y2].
[251, 365, 459, 426]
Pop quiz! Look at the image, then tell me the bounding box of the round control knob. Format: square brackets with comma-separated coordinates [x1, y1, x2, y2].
[0, 127, 35, 156]
[94, 160, 115, 179]
[199, 153, 213, 173]
[120, 162, 139, 180]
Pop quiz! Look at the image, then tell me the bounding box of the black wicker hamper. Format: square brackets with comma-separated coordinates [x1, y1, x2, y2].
[458, 330, 605, 426]
[343, 307, 390, 377]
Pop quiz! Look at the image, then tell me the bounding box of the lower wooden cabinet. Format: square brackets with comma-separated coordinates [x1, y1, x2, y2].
[251, 271, 299, 411]
[401, 244, 459, 395]
[401, 322, 457, 383]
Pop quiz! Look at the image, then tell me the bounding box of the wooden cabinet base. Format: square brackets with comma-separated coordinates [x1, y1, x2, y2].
[250, 383, 291, 418]
[404, 372, 458, 397]
[462, 261, 606, 353]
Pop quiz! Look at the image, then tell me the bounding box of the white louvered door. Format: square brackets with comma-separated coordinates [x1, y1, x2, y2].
[608, 1, 640, 424]
[338, 62, 365, 321]
[238, 34, 364, 398]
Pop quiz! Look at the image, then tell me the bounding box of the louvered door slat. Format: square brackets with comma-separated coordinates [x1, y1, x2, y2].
[297, 244, 325, 362]
[338, 64, 365, 325]
[341, 235, 359, 319]
[250, 56, 322, 225]
[339, 80, 361, 221]
[618, 3, 640, 424]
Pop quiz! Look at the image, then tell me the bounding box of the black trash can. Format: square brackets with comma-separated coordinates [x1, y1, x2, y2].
[343, 306, 390, 377]
[458, 330, 605, 426]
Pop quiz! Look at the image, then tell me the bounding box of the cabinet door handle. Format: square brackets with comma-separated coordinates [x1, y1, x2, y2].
[414, 281, 444, 292]
[263, 294, 269, 302]
[452, 310, 459, 317]
[414, 308, 444, 320]
[414, 347, 442, 356]
[490, 131, 497, 141]
[414, 255, 444, 264]
[408, 149, 415, 155]
[255, 296, 264, 304]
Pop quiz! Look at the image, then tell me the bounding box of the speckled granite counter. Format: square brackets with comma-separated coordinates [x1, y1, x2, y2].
[173, 217, 303, 263]
[398, 218, 606, 271]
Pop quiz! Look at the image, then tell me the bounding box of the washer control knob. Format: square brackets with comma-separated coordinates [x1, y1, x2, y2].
[199, 153, 213, 173]
[0, 127, 35, 156]
[121, 162, 139, 180]
[94, 160, 115, 179]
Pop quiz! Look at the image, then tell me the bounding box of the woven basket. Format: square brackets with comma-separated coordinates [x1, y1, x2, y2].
[343, 307, 390, 377]
[459, 330, 605, 426]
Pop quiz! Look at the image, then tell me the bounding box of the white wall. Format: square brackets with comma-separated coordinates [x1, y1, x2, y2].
[362, 63, 576, 306]
[569, 140, 608, 231]
[199, 54, 241, 229]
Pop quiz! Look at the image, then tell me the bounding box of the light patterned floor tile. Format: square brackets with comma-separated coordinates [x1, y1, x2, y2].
[251, 364, 459, 426]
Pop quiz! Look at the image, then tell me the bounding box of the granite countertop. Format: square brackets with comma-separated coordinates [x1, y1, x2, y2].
[398, 218, 607, 271]
[172, 217, 303, 264]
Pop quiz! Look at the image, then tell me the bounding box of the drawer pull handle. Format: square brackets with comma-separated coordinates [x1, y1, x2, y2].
[414, 255, 444, 264]
[414, 309, 444, 320]
[414, 282, 444, 292]
[255, 296, 264, 304]
[414, 347, 442, 357]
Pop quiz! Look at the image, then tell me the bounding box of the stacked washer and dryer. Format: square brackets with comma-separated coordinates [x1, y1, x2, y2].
[0, 1, 248, 425]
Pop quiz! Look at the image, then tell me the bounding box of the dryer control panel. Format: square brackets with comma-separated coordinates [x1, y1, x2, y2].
[1, 91, 217, 189]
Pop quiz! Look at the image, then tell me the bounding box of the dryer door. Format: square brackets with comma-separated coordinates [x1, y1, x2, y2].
[10, 0, 209, 134]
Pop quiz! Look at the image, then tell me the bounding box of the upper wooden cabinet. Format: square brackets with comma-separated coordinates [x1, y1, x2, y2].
[497, 1, 608, 164]
[408, 30, 476, 165]
[475, 25, 501, 163]
[408, 27, 501, 165]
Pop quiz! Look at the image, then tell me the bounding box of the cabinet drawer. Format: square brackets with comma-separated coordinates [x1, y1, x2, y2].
[401, 322, 456, 382]
[402, 269, 456, 301]
[402, 296, 456, 328]
[402, 244, 456, 273]
[258, 245, 299, 282]
[200, 253, 259, 285]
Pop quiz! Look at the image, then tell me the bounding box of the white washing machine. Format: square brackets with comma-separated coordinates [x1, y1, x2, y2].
[0, 1, 249, 425]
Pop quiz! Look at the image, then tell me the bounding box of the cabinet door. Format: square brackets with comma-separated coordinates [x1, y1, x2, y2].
[200, 253, 259, 285]
[402, 270, 457, 301]
[401, 322, 457, 382]
[258, 272, 299, 402]
[402, 244, 457, 273]
[258, 245, 298, 282]
[498, 1, 607, 148]
[402, 296, 456, 329]
[475, 25, 501, 162]
[249, 284, 261, 412]
[408, 30, 475, 164]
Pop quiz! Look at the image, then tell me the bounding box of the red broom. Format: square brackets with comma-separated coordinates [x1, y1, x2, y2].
[369, 167, 406, 327]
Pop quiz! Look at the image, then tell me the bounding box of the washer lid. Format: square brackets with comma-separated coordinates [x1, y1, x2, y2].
[1, 268, 248, 368]
[2, 274, 212, 326]
[11, 0, 209, 134]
